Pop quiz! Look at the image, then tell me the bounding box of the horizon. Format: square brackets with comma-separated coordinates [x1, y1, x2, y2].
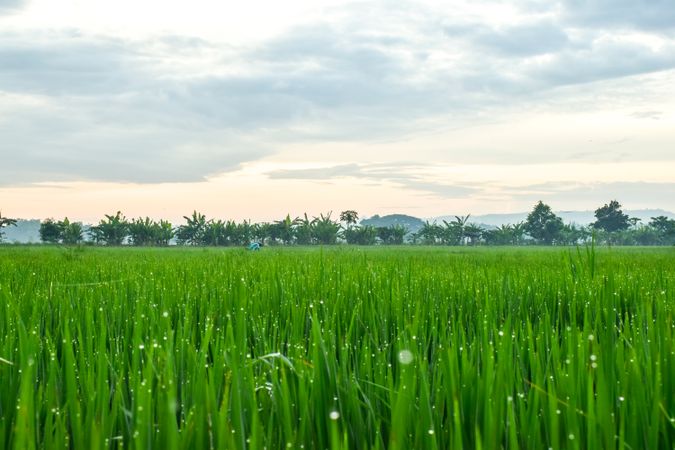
[1, 0, 674, 220]
[6, 205, 674, 226]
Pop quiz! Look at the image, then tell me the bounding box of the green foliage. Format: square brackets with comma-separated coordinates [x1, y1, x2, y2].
[339, 210, 359, 227]
[311, 212, 341, 245]
[376, 224, 408, 244]
[0, 246, 673, 449]
[414, 221, 443, 245]
[649, 216, 675, 245]
[128, 217, 174, 246]
[483, 223, 527, 245]
[60, 218, 84, 245]
[38, 218, 62, 243]
[344, 225, 377, 245]
[593, 200, 632, 233]
[175, 211, 207, 246]
[39, 218, 83, 244]
[524, 201, 564, 244]
[89, 211, 129, 245]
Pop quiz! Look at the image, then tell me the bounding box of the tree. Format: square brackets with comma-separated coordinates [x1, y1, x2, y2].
[155, 220, 174, 246]
[89, 211, 129, 245]
[344, 225, 377, 245]
[524, 201, 564, 245]
[339, 210, 359, 229]
[175, 211, 207, 246]
[294, 214, 314, 245]
[201, 220, 225, 246]
[60, 218, 83, 245]
[483, 224, 515, 246]
[252, 222, 273, 246]
[128, 217, 174, 246]
[376, 225, 407, 245]
[312, 212, 341, 245]
[511, 222, 526, 245]
[415, 221, 441, 245]
[463, 223, 483, 245]
[593, 200, 631, 233]
[649, 216, 675, 245]
[0, 212, 17, 243]
[128, 217, 157, 246]
[274, 215, 296, 245]
[558, 223, 589, 246]
[39, 218, 62, 243]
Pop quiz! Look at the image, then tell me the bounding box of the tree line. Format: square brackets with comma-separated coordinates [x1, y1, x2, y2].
[1, 200, 674, 246]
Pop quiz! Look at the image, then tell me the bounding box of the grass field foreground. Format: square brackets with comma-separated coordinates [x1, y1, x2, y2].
[0, 246, 674, 449]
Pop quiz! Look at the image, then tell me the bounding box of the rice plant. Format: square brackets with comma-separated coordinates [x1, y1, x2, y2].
[0, 246, 673, 449]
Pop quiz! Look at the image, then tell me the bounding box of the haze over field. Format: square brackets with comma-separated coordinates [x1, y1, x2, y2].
[1, 0, 674, 222]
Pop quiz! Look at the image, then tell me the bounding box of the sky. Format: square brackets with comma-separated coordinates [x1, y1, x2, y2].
[1, 0, 674, 223]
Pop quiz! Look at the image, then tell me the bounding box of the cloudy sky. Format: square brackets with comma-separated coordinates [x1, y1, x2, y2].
[1, 0, 674, 222]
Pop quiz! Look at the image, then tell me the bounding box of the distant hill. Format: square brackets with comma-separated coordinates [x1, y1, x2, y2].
[360, 214, 425, 233]
[433, 209, 675, 227]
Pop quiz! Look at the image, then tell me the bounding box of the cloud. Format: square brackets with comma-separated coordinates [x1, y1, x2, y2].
[631, 110, 663, 120]
[530, 39, 675, 87]
[0, 0, 23, 13]
[560, 0, 675, 31]
[446, 21, 570, 56]
[268, 164, 363, 180]
[266, 163, 480, 199]
[506, 181, 675, 207]
[2, 1, 675, 186]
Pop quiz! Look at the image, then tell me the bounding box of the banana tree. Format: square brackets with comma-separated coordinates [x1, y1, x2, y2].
[89, 211, 129, 245]
[294, 214, 314, 245]
[312, 212, 341, 245]
[175, 211, 207, 246]
[274, 214, 296, 245]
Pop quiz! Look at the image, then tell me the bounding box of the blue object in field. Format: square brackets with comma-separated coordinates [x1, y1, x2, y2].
[248, 242, 261, 251]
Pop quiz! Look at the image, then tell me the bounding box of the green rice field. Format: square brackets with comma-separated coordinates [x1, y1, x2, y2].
[0, 246, 673, 449]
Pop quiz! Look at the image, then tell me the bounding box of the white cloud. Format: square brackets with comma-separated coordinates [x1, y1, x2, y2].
[1, 0, 674, 216]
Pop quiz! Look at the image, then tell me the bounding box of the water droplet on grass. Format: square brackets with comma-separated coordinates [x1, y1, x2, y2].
[398, 350, 414, 365]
